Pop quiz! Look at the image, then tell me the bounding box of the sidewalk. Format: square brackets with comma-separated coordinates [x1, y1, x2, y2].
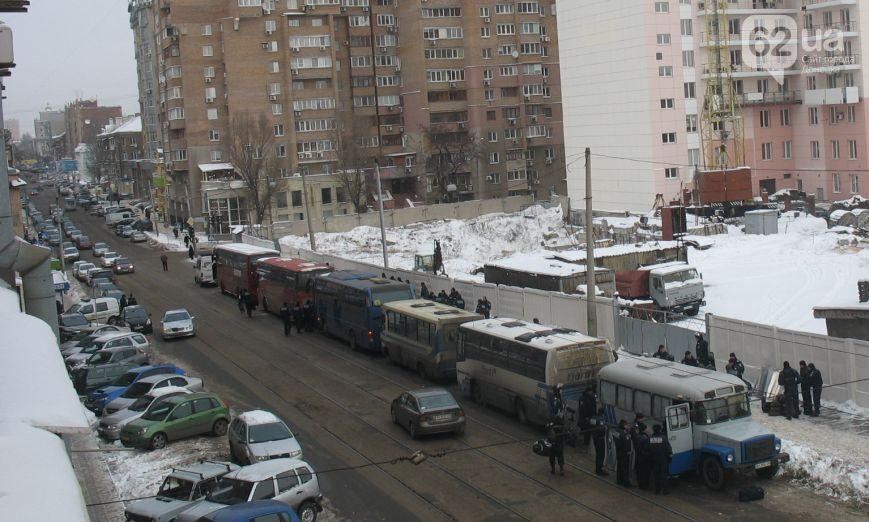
[67, 433, 125, 521]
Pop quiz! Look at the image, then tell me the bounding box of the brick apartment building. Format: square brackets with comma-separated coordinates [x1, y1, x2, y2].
[128, 0, 565, 228]
[63, 99, 123, 159]
[96, 116, 148, 199]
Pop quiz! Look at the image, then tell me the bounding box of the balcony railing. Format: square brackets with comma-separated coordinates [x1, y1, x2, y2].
[698, 1, 794, 11]
[740, 91, 802, 105]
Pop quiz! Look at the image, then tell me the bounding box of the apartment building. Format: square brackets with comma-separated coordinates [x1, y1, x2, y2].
[62, 99, 123, 159]
[96, 116, 147, 199]
[129, 0, 565, 228]
[3, 119, 20, 142]
[32, 107, 66, 160]
[559, 0, 869, 213]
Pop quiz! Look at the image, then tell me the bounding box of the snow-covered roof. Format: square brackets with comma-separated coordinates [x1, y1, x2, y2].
[238, 410, 280, 426]
[74, 143, 89, 153]
[199, 162, 235, 173]
[98, 116, 142, 136]
[148, 385, 192, 399]
[9, 177, 26, 187]
[215, 243, 278, 256]
[0, 287, 90, 433]
[554, 241, 680, 263]
[460, 318, 607, 350]
[599, 356, 747, 403]
[647, 262, 695, 276]
[830, 210, 848, 221]
[0, 422, 88, 522]
[226, 458, 306, 482]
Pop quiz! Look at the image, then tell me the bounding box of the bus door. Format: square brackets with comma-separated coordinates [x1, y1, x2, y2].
[665, 403, 694, 474]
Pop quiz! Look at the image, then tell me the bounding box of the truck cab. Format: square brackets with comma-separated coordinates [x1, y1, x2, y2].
[647, 262, 705, 316]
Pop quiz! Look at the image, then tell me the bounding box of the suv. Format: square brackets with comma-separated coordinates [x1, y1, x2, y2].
[84, 364, 186, 414]
[124, 461, 240, 522]
[197, 500, 304, 522]
[87, 268, 115, 286]
[228, 411, 303, 465]
[65, 332, 150, 370]
[104, 373, 203, 414]
[58, 312, 90, 342]
[120, 392, 230, 450]
[176, 459, 323, 522]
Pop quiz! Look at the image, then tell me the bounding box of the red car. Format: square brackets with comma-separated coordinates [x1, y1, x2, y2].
[112, 257, 135, 274]
[76, 235, 93, 249]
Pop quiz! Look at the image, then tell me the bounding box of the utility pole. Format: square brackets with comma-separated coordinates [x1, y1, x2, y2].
[375, 160, 388, 269]
[585, 147, 597, 337]
[300, 168, 316, 251]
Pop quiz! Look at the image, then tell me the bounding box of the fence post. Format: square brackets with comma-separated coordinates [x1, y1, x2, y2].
[612, 292, 620, 349]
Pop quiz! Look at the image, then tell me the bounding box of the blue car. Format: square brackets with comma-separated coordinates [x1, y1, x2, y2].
[197, 500, 301, 522]
[84, 364, 185, 414]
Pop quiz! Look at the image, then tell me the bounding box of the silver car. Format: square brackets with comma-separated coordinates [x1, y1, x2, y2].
[176, 459, 323, 522]
[98, 386, 192, 440]
[60, 324, 130, 354]
[64, 332, 150, 369]
[92, 242, 108, 257]
[162, 308, 196, 339]
[228, 410, 303, 465]
[103, 374, 204, 414]
[124, 461, 240, 522]
[390, 388, 466, 439]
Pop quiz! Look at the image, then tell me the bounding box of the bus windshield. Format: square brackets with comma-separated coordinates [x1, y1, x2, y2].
[372, 287, 413, 305]
[692, 394, 751, 425]
[555, 342, 612, 385]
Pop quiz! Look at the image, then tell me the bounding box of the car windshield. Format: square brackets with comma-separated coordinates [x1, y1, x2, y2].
[157, 476, 195, 500]
[248, 422, 292, 443]
[63, 248, 77, 255]
[62, 315, 88, 327]
[662, 269, 700, 285]
[418, 393, 457, 410]
[94, 243, 106, 249]
[87, 351, 112, 365]
[112, 371, 138, 387]
[692, 394, 752, 425]
[105, 252, 117, 258]
[80, 236, 90, 242]
[79, 264, 94, 271]
[207, 478, 255, 505]
[164, 312, 190, 322]
[116, 257, 131, 265]
[125, 308, 147, 319]
[122, 381, 153, 399]
[128, 395, 154, 412]
[67, 304, 81, 313]
[142, 401, 173, 421]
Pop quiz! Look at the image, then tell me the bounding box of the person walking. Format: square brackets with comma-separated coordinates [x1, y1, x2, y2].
[292, 302, 304, 334]
[119, 294, 128, 311]
[302, 300, 315, 331]
[546, 416, 566, 476]
[615, 420, 633, 487]
[160, 253, 168, 271]
[778, 361, 801, 420]
[127, 294, 137, 306]
[799, 360, 813, 416]
[172, 225, 179, 239]
[279, 302, 292, 336]
[578, 387, 597, 448]
[652, 345, 674, 361]
[187, 244, 195, 260]
[807, 363, 823, 417]
[681, 351, 699, 367]
[590, 408, 608, 476]
[237, 289, 245, 315]
[244, 291, 256, 318]
[648, 424, 672, 495]
[183, 235, 190, 248]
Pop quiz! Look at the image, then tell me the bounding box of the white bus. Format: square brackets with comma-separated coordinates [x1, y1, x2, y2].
[456, 318, 614, 425]
[382, 299, 483, 380]
[598, 356, 790, 490]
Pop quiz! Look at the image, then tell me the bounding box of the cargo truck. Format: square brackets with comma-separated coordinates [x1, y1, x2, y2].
[616, 261, 705, 317]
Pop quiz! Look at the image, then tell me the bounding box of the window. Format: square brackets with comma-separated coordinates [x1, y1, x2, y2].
[851, 174, 860, 193]
[272, 103, 283, 115]
[655, 2, 669, 13]
[276, 471, 299, 494]
[276, 191, 288, 209]
[274, 124, 284, 137]
[238, 0, 261, 5]
[201, 24, 212, 36]
[780, 109, 790, 126]
[811, 140, 820, 159]
[658, 66, 673, 77]
[169, 401, 193, 420]
[688, 148, 700, 166]
[682, 50, 694, 67]
[202, 45, 213, 57]
[849, 140, 858, 159]
[252, 479, 275, 501]
[832, 140, 840, 159]
[680, 19, 692, 36]
[321, 187, 332, 204]
[761, 142, 772, 160]
[291, 190, 302, 207]
[208, 129, 219, 142]
[479, 6, 490, 17]
[616, 385, 634, 411]
[665, 167, 678, 179]
[662, 132, 676, 144]
[809, 107, 819, 125]
[482, 48, 492, 59]
[265, 20, 276, 33]
[833, 173, 842, 193]
[487, 131, 497, 142]
[269, 61, 280, 73]
[489, 152, 500, 164]
[782, 140, 792, 159]
[656, 34, 671, 45]
[210, 150, 222, 161]
[848, 105, 857, 123]
[759, 110, 770, 128]
[686, 114, 697, 133]
[660, 98, 674, 109]
[684, 82, 695, 98]
[276, 144, 286, 157]
[207, 108, 218, 120]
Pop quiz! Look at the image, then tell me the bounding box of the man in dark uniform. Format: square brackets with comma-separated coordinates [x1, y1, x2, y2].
[479, 296, 492, 319]
[681, 351, 700, 367]
[807, 363, 823, 417]
[778, 361, 801, 420]
[292, 302, 304, 334]
[127, 294, 137, 306]
[652, 344, 674, 361]
[578, 387, 597, 447]
[244, 291, 256, 318]
[615, 420, 633, 487]
[119, 294, 128, 311]
[302, 299, 315, 331]
[648, 424, 672, 495]
[279, 302, 292, 336]
[546, 416, 566, 476]
[590, 408, 608, 476]
[799, 360, 812, 416]
[632, 422, 651, 490]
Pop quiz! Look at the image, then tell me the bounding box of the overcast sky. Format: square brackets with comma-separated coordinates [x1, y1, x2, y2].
[2, 0, 139, 135]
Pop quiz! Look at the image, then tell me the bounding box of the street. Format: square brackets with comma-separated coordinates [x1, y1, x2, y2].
[45, 194, 866, 522]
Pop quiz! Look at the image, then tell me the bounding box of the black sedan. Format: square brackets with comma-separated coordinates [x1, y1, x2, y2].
[118, 305, 153, 334]
[58, 312, 90, 342]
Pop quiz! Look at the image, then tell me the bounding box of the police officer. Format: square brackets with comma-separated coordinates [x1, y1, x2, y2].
[590, 408, 608, 476]
[799, 360, 812, 416]
[694, 332, 710, 365]
[615, 420, 633, 487]
[807, 363, 823, 417]
[578, 387, 597, 447]
[648, 424, 672, 495]
[546, 416, 566, 476]
[292, 302, 304, 334]
[778, 361, 801, 420]
[633, 422, 651, 490]
[279, 302, 292, 336]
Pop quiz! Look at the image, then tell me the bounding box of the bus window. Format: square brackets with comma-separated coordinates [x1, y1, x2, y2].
[417, 320, 431, 346]
[667, 404, 690, 430]
[406, 316, 418, 341]
[616, 385, 634, 411]
[634, 390, 652, 417]
[600, 381, 616, 405]
[652, 395, 668, 418]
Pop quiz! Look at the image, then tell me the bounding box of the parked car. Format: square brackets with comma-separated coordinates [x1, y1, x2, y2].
[114, 217, 137, 230]
[58, 312, 90, 342]
[99, 386, 192, 441]
[130, 230, 148, 243]
[119, 392, 230, 450]
[118, 305, 153, 333]
[60, 324, 130, 354]
[85, 364, 186, 414]
[175, 459, 323, 522]
[92, 280, 120, 295]
[390, 388, 466, 439]
[62, 246, 80, 262]
[93, 242, 108, 257]
[65, 332, 151, 371]
[73, 262, 96, 281]
[71, 260, 87, 275]
[120, 225, 135, 238]
[76, 235, 93, 249]
[69, 230, 83, 242]
[123, 461, 240, 522]
[46, 232, 61, 246]
[101, 251, 121, 268]
[196, 500, 303, 522]
[66, 297, 120, 324]
[62, 241, 76, 251]
[161, 308, 196, 339]
[71, 362, 139, 396]
[228, 411, 302, 465]
[133, 219, 154, 232]
[104, 373, 203, 414]
[87, 268, 116, 286]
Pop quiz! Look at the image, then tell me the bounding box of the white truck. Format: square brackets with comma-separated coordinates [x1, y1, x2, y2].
[615, 261, 705, 317]
[105, 209, 134, 225]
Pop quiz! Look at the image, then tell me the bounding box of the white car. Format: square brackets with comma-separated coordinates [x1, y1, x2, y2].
[101, 252, 121, 267]
[65, 332, 151, 369]
[161, 309, 196, 340]
[93, 242, 108, 257]
[75, 263, 96, 281]
[103, 374, 204, 414]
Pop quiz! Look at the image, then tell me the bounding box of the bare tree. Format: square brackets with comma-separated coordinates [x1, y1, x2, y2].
[422, 127, 481, 203]
[227, 112, 279, 225]
[84, 140, 109, 187]
[332, 114, 373, 213]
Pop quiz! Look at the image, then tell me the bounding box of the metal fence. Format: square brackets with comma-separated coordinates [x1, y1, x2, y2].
[616, 314, 702, 360]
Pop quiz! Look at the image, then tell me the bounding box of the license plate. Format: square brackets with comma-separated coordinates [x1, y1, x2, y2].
[433, 414, 451, 422]
[755, 461, 772, 469]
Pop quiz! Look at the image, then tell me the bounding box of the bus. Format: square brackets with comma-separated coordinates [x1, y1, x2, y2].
[382, 299, 483, 380]
[457, 318, 614, 425]
[597, 356, 790, 490]
[313, 271, 414, 353]
[255, 257, 332, 314]
[213, 243, 279, 297]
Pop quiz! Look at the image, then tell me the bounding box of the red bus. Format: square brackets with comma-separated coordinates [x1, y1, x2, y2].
[214, 243, 279, 297]
[255, 257, 332, 314]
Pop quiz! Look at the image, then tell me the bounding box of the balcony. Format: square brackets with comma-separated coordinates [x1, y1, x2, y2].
[740, 91, 802, 105]
[802, 0, 857, 11]
[803, 86, 861, 105]
[698, 1, 797, 14]
[702, 62, 802, 78]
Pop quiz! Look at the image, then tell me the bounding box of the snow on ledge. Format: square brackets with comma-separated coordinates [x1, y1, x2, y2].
[0, 422, 88, 522]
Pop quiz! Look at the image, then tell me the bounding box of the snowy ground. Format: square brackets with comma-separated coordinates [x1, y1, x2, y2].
[146, 223, 208, 253]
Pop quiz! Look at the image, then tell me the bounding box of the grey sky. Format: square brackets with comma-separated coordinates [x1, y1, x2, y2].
[2, 0, 139, 135]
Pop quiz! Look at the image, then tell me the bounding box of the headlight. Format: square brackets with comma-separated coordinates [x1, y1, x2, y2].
[289, 449, 302, 458]
[107, 424, 118, 431]
[136, 426, 149, 435]
[146, 319, 151, 325]
[775, 442, 781, 452]
[726, 454, 734, 463]
[256, 455, 270, 462]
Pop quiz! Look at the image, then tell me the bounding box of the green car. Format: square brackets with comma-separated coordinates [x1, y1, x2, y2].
[120, 392, 230, 450]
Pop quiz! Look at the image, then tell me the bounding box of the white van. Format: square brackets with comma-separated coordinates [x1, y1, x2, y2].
[194, 254, 215, 286]
[69, 297, 121, 324]
[106, 210, 133, 225]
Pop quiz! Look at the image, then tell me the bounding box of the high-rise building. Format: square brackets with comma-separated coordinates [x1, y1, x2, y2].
[33, 107, 66, 160]
[3, 119, 20, 142]
[559, 0, 868, 212]
[129, 0, 566, 226]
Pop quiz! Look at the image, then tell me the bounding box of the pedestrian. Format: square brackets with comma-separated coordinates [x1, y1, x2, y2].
[652, 344, 674, 361]
[303, 299, 315, 331]
[546, 416, 566, 476]
[590, 408, 608, 476]
[799, 360, 813, 417]
[648, 424, 672, 495]
[237, 289, 246, 315]
[188, 244, 195, 260]
[729, 352, 745, 379]
[777, 361, 801, 420]
[807, 363, 823, 417]
[533, 318, 541, 324]
[615, 420, 633, 487]
[549, 384, 565, 420]
[420, 282, 431, 299]
[279, 302, 292, 336]
[681, 351, 699, 367]
[694, 332, 710, 366]
[633, 422, 651, 490]
[244, 291, 256, 318]
[120, 294, 128, 311]
[292, 301, 304, 334]
[160, 253, 168, 271]
[172, 226, 179, 239]
[479, 296, 492, 319]
[437, 290, 449, 303]
[475, 299, 484, 315]
[183, 235, 190, 248]
[127, 294, 137, 306]
[390, 275, 396, 281]
[578, 387, 597, 447]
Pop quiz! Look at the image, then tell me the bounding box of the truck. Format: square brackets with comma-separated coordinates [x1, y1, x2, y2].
[193, 242, 220, 287]
[615, 261, 705, 318]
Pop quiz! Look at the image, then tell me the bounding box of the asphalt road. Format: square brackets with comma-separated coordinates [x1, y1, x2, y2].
[41, 193, 866, 521]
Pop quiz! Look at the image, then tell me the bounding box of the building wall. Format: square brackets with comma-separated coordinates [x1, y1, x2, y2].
[4, 119, 20, 142]
[33, 110, 65, 159]
[63, 101, 123, 158]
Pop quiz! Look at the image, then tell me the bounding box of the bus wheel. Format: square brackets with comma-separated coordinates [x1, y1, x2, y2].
[471, 381, 484, 405]
[514, 398, 528, 425]
[701, 456, 727, 490]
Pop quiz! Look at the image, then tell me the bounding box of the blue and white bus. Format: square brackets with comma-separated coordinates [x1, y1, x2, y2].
[597, 356, 790, 490]
[313, 271, 414, 352]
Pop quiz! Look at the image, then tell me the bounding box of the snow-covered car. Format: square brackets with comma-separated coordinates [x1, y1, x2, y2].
[161, 308, 196, 339]
[60, 325, 130, 354]
[228, 410, 303, 465]
[123, 461, 239, 522]
[98, 386, 192, 440]
[101, 251, 121, 267]
[64, 332, 150, 370]
[103, 373, 204, 414]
